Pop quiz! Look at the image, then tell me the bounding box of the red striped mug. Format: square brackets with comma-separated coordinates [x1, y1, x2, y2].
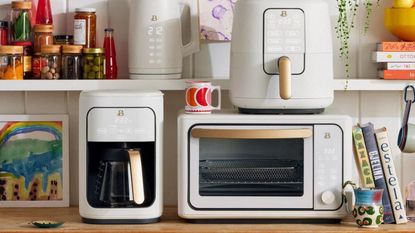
[185, 81, 221, 114]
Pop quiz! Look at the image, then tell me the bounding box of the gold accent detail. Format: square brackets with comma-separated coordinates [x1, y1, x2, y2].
[128, 149, 145, 205]
[191, 128, 312, 139]
[278, 56, 292, 100]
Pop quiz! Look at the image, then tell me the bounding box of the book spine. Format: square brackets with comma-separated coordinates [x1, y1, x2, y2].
[380, 42, 415, 52]
[361, 123, 395, 224]
[386, 63, 415, 70]
[372, 52, 415, 62]
[375, 127, 408, 224]
[379, 70, 415, 80]
[352, 126, 375, 188]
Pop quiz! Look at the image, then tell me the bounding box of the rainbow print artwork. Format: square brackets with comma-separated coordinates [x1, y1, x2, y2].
[0, 121, 63, 201]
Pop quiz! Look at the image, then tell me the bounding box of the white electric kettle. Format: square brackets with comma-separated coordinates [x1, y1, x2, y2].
[129, 0, 200, 79]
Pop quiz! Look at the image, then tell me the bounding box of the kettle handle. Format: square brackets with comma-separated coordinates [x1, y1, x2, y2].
[181, 0, 200, 57]
[128, 149, 145, 205]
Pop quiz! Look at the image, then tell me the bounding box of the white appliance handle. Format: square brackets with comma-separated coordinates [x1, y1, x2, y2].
[181, 0, 200, 57]
[128, 149, 145, 205]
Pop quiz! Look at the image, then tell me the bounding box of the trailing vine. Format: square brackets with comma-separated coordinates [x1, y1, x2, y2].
[335, 0, 380, 90]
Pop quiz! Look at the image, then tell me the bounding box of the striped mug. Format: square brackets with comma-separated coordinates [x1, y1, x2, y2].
[185, 81, 221, 114]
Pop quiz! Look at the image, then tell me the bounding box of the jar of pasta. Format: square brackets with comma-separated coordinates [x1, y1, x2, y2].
[74, 8, 96, 48]
[82, 48, 105, 79]
[40, 45, 61, 79]
[0, 46, 24, 80]
[34, 24, 54, 53]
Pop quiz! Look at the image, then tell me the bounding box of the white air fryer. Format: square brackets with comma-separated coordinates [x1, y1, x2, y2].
[230, 0, 334, 114]
[79, 90, 163, 224]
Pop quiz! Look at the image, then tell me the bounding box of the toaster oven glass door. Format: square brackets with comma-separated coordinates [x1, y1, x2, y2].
[188, 125, 313, 209]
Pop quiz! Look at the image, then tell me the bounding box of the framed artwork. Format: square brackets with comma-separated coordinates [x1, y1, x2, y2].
[0, 115, 69, 207]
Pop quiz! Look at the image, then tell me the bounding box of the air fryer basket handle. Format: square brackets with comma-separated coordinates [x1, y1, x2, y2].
[278, 56, 291, 100]
[128, 149, 145, 205]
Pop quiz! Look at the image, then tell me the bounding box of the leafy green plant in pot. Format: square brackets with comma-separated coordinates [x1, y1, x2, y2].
[335, 0, 380, 89]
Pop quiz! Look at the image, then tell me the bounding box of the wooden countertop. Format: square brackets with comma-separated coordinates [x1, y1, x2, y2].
[1, 206, 415, 233]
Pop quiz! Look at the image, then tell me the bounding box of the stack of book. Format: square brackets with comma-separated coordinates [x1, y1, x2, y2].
[353, 123, 408, 224]
[373, 42, 415, 80]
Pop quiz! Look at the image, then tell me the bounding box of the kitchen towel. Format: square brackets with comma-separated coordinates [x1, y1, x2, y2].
[199, 0, 237, 41]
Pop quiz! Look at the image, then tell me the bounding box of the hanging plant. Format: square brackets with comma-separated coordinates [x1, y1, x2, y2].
[335, 0, 380, 89]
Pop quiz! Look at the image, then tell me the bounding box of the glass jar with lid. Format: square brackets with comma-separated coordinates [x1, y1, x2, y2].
[11, 1, 32, 42]
[34, 24, 54, 53]
[40, 45, 61, 79]
[0, 21, 9, 45]
[12, 41, 33, 79]
[0, 46, 23, 80]
[74, 8, 96, 48]
[83, 48, 105, 79]
[62, 45, 83, 79]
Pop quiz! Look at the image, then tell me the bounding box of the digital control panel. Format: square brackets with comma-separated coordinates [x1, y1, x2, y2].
[314, 125, 343, 210]
[147, 24, 165, 65]
[87, 108, 155, 142]
[263, 9, 305, 75]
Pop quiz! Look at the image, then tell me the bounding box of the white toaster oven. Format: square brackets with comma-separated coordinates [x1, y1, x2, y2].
[178, 111, 352, 221]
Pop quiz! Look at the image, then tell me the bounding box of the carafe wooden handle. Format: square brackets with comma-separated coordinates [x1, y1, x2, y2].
[278, 56, 291, 100]
[128, 149, 145, 205]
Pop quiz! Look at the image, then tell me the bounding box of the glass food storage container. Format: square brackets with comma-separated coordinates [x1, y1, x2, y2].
[83, 48, 105, 79]
[12, 41, 33, 79]
[34, 24, 53, 53]
[11, 1, 32, 42]
[0, 45, 24, 80]
[32, 52, 41, 79]
[74, 8, 96, 48]
[54, 35, 73, 45]
[40, 45, 61, 79]
[62, 45, 83, 79]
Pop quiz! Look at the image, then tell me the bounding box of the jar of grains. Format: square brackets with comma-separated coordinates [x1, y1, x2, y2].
[34, 24, 54, 53]
[62, 45, 82, 79]
[0, 45, 23, 80]
[74, 8, 96, 48]
[11, 1, 32, 42]
[40, 45, 61, 79]
[83, 48, 105, 79]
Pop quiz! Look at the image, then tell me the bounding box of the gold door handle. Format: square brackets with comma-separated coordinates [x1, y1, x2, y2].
[128, 149, 145, 205]
[191, 128, 312, 139]
[278, 56, 291, 100]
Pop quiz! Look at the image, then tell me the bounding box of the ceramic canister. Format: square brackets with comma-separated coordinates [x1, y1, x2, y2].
[352, 188, 384, 228]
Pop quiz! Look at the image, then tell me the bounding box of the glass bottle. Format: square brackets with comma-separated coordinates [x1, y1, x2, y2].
[103, 28, 118, 79]
[26, 0, 37, 25]
[11, 1, 32, 42]
[36, 0, 53, 25]
[0, 21, 9, 45]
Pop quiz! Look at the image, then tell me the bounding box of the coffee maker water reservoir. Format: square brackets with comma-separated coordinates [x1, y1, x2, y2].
[79, 90, 163, 224]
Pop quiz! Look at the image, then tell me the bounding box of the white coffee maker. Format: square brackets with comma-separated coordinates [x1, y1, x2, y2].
[79, 90, 163, 224]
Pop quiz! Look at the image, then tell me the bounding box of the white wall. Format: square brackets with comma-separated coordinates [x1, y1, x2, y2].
[0, 0, 413, 207]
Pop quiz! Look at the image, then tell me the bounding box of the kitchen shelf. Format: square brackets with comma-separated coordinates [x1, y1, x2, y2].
[0, 206, 414, 233]
[0, 79, 412, 91]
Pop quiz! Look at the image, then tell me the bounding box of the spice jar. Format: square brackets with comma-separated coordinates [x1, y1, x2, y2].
[12, 41, 33, 79]
[54, 35, 74, 45]
[62, 45, 82, 79]
[34, 24, 53, 53]
[0, 46, 24, 80]
[83, 48, 105, 79]
[32, 53, 42, 79]
[11, 1, 32, 42]
[40, 45, 61, 79]
[0, 21, 9, 45]
[74, 8, 96, 48]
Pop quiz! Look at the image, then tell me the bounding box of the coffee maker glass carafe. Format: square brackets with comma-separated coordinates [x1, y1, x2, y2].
[87, 142, 155, 208]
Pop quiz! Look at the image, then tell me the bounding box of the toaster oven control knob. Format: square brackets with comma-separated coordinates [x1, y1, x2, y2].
[321, 191, 336, 205]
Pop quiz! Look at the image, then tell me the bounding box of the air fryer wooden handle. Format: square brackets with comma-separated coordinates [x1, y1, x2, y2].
[128, 149, 145, 205]
[279, 56, 291, 100]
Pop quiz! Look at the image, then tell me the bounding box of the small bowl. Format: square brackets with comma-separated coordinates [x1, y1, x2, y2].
[31, 220, 64, 228]
[385, 8, 415, 41]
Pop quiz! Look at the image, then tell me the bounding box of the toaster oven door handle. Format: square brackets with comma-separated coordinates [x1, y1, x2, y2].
[191, 128, 313, 139]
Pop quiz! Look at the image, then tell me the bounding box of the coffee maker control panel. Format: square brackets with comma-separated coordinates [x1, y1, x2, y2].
[87, 108, 155, 142]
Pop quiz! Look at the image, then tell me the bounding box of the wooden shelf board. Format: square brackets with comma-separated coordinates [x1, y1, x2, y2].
[0, 206, 414, 233]
[0, 79, 412, 91]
